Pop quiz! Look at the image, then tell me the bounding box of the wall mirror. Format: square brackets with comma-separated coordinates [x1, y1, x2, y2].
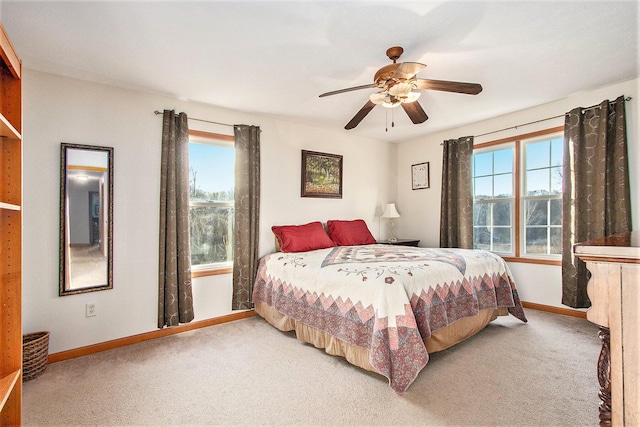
[59, 143, 113, 296]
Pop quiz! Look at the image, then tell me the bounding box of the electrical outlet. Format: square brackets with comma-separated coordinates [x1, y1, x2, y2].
[86, 303, 96, 317]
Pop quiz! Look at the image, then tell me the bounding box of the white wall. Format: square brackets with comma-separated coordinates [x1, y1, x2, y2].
[22, 69, 397, 353]
[397, 78, 639, 308]
[23, 68, 638, 352]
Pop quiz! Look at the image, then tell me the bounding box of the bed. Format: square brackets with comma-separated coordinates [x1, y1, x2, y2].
[252, 220, 527, 392]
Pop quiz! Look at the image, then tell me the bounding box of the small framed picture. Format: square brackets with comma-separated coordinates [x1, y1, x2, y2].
[301, 150, 343, 198]
[411, 162, 430, 190]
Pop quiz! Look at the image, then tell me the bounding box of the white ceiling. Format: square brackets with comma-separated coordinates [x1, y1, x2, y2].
[2, 1, 638, 143]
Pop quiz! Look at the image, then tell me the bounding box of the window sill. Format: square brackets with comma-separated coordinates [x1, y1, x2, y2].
[501, 256, 561, 266]
[192, 266, 233, 278]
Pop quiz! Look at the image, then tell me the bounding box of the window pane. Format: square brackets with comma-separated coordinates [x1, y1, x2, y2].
[550, 199, 562, 225]
[494, 173, 513, 197]
[551, 138, 563, 167]
[493, 149, 513, 174]
[474, 203, 490, 227]
[190, 206, 234, 265]
[474, 152, 493, 176]
[525, 227, 548, 254]
[493, 201, 511, 226]
[189, 143, 235, 202]
[474, 176, 493, 200]
[526, 169, 550, 195]
[550, 228, 562, 254]
[526, 140, 550, 170]
[525, 199, 548, 226]
[550, 166, 562, 194]
[493, 228, 512, 252]
[473, 226, 491, 250]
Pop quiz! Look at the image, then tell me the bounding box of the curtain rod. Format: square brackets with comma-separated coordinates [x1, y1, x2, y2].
[153, 110, 233, 128]
[471, 96, 632, 139]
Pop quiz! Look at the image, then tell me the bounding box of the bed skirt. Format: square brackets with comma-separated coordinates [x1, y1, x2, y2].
[254, 301, 507, 374]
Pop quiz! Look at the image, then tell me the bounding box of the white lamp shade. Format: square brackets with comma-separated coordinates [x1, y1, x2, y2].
[388, 82, 413, 97]
[382, 203, 400, 219]
[370, 92, 401, 109]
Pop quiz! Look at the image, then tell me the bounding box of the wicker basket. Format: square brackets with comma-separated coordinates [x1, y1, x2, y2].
[22, 331, 50, 381]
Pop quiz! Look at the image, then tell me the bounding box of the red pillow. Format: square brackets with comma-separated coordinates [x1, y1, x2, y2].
[271, 221, 336, 253]
[326, 219, 376, 246]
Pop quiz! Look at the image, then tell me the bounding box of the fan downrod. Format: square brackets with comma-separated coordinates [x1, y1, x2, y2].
[386, 46, 404, 63]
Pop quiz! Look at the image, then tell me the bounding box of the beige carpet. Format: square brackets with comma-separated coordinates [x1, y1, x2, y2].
[23, 309, 600, 426]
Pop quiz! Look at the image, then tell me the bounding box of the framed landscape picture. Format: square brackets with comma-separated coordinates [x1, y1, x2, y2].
[301, 150, 343, 198]
[412, 161, 430, 190]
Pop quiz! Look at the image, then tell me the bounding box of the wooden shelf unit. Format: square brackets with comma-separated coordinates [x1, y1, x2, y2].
[0, 21, 23, 425]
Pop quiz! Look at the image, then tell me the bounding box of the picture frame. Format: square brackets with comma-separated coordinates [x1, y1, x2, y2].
[411, 162, 430, 190]
[301, 150, 343, 198]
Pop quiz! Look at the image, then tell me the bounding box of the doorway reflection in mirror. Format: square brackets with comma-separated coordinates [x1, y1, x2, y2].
[60, 143, 113, 296]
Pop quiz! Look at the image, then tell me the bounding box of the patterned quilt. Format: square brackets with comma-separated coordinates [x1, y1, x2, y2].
[252, 245, 527, 392]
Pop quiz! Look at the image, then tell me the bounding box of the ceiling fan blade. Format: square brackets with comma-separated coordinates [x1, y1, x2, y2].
[415, 79, 483, 95]
[401, 101, 429, 124]
[345, 100, 376, 129]
[319, 84, 377, 98]
[391, 62, 426, 80]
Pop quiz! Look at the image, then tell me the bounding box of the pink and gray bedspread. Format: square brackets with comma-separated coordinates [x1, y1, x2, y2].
[252, 244, 527, 392]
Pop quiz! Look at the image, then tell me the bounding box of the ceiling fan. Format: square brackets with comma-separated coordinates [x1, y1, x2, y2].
[319, 46, 483, 130]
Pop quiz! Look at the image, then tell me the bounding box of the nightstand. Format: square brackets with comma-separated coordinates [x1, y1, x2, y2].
[377, 239, 420, 247]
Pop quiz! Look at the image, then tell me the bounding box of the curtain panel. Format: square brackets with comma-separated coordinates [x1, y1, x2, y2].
[158, 110, 194, 327]
[561, 96, 631, 308]
[440, 136, 474, 249]
[232, 125, 261, 310]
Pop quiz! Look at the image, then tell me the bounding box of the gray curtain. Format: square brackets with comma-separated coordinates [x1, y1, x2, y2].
[232, 125, 261, 310]
[440, 136, 474, 249]
[562, 96, 631, 308]
[158, 110, 194, 328]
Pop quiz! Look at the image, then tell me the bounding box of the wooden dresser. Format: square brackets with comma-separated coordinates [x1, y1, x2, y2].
[574, 232, 639, 426]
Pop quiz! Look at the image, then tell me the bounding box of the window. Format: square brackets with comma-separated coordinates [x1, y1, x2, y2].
[188, 131, 235, 275]
[473, 145, 515, 253]
[522, 137, 563, 255]
[472, 127, 563, 263]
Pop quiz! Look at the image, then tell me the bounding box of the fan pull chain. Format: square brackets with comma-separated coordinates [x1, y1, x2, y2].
[385, 109, 388, 132]
[385, 108, 397, 132]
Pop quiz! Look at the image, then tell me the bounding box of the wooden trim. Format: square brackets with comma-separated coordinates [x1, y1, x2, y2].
[574, 255, 640, 265]
[189, 129, 234, 141]
[514, 141, 521, 258]
[502, 256, 562, 266]
[67, 165, 108, 172]
[474, 126, 564, 149]
[522, 301, 587, 319]
[47, 311, 256, 364]
[192, 267, 233, 278]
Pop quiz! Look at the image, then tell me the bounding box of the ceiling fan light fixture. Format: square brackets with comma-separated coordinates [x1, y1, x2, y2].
[381, 100, 401, 109]
[369, 92, 401, 109]
[369, 92, 387, 104]
[401, 91, 421, 103]
[388, 81, 413, 97]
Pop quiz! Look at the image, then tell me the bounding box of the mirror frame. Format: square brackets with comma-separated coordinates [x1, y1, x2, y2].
[59, 143, 114, 296]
